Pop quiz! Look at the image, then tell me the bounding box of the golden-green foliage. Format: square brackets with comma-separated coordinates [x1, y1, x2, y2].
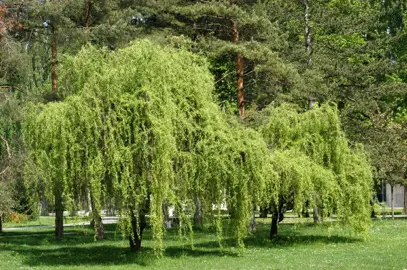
[253, 103, 373, 235]
[24, 41, 373, 254]
[24, 40, 278, 252]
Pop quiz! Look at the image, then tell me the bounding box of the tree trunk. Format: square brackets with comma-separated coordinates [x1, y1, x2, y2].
[84, 1, 92, 28]
[92, 214, 104, 239]
[0, 215, 3, 233]
[55, 192, 64, 239]
[270, 209, 278, 239]
[232, 20, 245, 118]
[249, 208, 256, 231]
[403, 185, 407, 215]
[129, 211, 147, 252]
[269, 202, 284, 239]
[313, 207, 320, 223]
[50, 24, 58, 93]
[90, 190, 104, 239]
[391, 184, 395, 220]
[90, 210, 104, 239]
[193, 193, 202, 227]
[304, 0, 312, 65]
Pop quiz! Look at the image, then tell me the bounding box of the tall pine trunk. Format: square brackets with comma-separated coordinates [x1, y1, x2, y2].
[304, 0, 312, 65]
[50, 24, 58, 93]
[84, 1, 92, 28]
[232, 20, 245, 118]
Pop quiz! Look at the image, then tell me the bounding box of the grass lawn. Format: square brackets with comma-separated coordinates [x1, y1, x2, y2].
[3, 216, 89, 228]
[1, 219, 407, 269]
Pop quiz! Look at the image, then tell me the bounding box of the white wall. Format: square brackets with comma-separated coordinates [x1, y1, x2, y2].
[386, 184, 405, 207]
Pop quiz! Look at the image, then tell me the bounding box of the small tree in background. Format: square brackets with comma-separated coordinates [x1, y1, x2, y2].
[247, 103, 374, 238]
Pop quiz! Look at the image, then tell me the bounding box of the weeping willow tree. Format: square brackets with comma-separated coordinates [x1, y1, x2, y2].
[248, 103, 373, 238]
[24, 40, 278, 252]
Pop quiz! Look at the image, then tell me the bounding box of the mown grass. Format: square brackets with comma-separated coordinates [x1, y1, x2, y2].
[1, 219, 407, 269]
[3, 216, 89, 228]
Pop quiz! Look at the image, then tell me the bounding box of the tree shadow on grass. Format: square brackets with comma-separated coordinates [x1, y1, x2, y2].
[4, 244, 157, 267]
[164, 245, 238, 258]
[0, 228, 237, 267]
[0, 223, 364, 267]
[243, 223, 363, 249]
[0, 224, 120, 246]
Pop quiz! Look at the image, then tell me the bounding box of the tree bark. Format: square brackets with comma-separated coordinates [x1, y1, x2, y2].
[269, 202, 284, 239]
[232, 20, 245, 118]
[313, 207, 320, 223]
[304, 0, 312, 65]
[129, 211, 147, 252]
[391, 184, 395, 220]
[270, 209, 278, 239]
[90, 201, 104, 239]
[84, 1, 92, 28]
[403, 185, 407, 215]
[55, 192, 64, 239]
[0, 215, 3, 233]
[193, 193, 202, 227]
[50, 24, 58, 93]
[249, 208, 256, 231]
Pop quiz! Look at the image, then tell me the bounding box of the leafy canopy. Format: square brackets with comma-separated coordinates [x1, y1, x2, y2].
[24, 40, 277, 252]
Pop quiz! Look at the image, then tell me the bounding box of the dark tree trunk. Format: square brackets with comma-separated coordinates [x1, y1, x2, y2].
[269, 202, 285, 239]
[259, 206, 269, 218]
[84, 1, 92, 28]
[270, 210, 279, 239]
[50, 24, 58, 93]
[232, 20, 245, 118]
[129, 211, 147, 252]
[0, 215, 3, 233]
[304, 0, 312, 65]
[303, 201, 310, 217]
[55, 192, 64, 239]
[194, 193, 202, 227]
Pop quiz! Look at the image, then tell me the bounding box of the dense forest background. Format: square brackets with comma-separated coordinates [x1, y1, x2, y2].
[0, 0, 406, 250]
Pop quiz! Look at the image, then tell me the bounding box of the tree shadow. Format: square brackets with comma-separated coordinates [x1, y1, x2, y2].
[164, 245, 238, 258]
[243, 223, 363, 248]
[0, 224, 120, 246]
[4, 244, 156, 267]
[0, 222, 364, 267]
